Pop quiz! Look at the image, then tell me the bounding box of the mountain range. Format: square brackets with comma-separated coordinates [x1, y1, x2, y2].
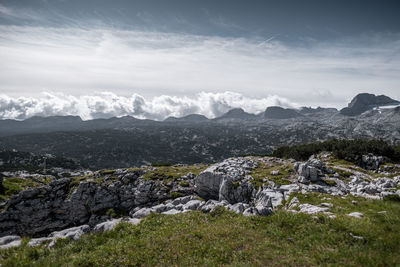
[0, 93, 399, 169]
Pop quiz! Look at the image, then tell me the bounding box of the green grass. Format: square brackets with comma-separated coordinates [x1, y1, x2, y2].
[0, 177, 52, 201]
[329, 157, 354, 167]
[250, 162, 294, 188]
[329, 167, 353, 179]
[1, 200, 400, 266]
[143, 164, 208, 182]
[179, 181, 190, 187]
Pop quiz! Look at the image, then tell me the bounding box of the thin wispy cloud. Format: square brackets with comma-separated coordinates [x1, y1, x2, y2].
[0, 25, 399, 107]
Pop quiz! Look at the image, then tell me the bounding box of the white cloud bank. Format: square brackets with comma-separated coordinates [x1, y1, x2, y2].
[0, 25, 399, 108]
[0, 91, 298, 120]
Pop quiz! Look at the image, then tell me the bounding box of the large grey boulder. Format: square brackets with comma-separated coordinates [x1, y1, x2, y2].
[294, 158, 331, 183]
[194, 158, 257, 201]
[218, 176, 255, 204]
[362, 154, 386, 170]
[255, 189, 283, 209]
[194, 166, 224, 200]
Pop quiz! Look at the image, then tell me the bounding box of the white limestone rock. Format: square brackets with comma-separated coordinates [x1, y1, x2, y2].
[0, 235, 21, 249]
[347, 212, 363, 218]
[93, 218, 123, 233]
[298, 204, 329, 214]
[130, 207, 155, 219]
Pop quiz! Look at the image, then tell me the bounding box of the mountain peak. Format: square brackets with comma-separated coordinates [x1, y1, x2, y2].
[217, 108, 256, 120]
[340, 93, 399, 116]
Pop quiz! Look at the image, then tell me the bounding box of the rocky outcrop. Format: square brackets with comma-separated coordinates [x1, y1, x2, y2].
[361, 154, 386, 170]
[194, 158, 257, 203]
[0, 170, 175, 237]
[1, 155, 400, 249]
[294, 158, 333, 184]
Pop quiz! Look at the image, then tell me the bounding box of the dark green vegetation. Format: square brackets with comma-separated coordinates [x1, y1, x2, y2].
[272, 139, 400, 166]
[1, 194, 400, 266]
[151, 162, 172, 167]
[0, 150, 82, 172]
[0, 126, 280, 169]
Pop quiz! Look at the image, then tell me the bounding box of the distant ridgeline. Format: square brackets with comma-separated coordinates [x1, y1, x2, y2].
[0, 150, 83, 172]
[271, 139, 400, 166]
[0, 93, 399, 169]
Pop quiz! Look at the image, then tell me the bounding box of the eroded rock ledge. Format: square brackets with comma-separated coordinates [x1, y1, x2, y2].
[1, 156, 399, 249]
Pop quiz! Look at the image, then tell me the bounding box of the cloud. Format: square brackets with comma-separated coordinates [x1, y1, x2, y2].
[0, 25, 399, 108]
[0, 91, 298, 121]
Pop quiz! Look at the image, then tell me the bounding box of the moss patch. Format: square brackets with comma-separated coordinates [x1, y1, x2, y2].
[250, 161, 294, 187]
[143, 164, 208, 182]
[0, 176, 52, 201]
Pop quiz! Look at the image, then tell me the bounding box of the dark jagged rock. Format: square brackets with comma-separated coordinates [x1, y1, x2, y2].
[264, 106, 302, 119]
[361, 154, 386, 170]
[340, 93, 399, 116]
[0, 171, 173, 237]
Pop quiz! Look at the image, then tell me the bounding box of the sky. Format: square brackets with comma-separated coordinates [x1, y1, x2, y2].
[0, 0, 399, 120]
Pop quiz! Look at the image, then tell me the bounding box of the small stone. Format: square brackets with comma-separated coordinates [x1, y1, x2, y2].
[270, 170, 280, 176]
[93, 219, 122, 233]
[320, 203, 333, 208]
[350, 232, 364, 240]
[162, 209, 183, 215]
[347, 212, 363, 218]
[298, 204, 329, 214]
